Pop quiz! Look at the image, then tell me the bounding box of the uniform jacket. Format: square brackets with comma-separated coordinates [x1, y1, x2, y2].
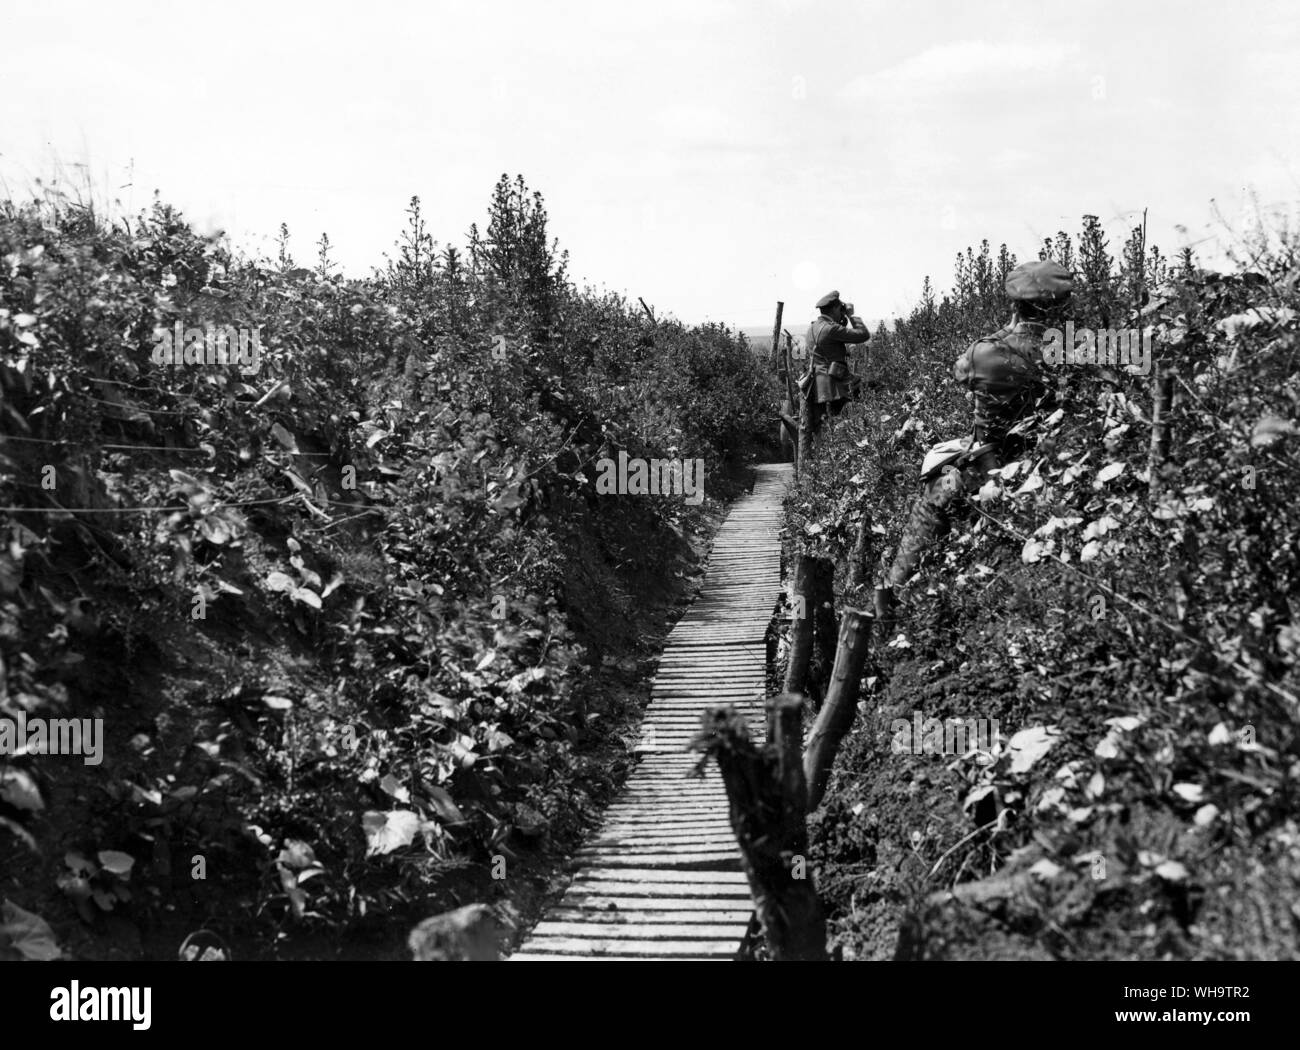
[954, 319, 1049, 442]
[806, 313, 870, 404]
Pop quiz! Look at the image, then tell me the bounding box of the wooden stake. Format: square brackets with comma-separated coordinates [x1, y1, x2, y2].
[797, 378, 814, 474]
[803, 608, 873, 811]
[782, 555, 814, 701]
[769, 300, 784, 374]
[692, 697, 828, 960]
[810, 561, 837, 710]
[784, 332, 797, 405]
[777, 554, 834, 735]
[782, 333, 800, 468]
[848, 509, 875, 590]
[782, 335, 790, 383]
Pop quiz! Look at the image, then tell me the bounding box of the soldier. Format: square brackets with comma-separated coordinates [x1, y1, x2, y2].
[877, 260, 1073, 614]
[803, 290, 871, 435]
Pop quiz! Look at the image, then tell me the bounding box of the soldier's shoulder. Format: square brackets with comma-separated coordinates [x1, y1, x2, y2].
[966, 329, 1011, 359]
[978, 324, 1016, 345]
[955, 336, 994, 382]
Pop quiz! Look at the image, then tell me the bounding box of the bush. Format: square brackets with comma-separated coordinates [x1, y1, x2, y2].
[794, 215, 1300, 959]
[0, 175, 775, 956]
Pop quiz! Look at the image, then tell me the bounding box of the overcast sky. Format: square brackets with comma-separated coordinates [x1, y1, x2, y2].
[2, 0, 1297, 327]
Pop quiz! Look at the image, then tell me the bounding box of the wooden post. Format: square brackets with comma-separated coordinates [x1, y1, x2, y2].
[782, 555, 816, 700]
[692, 698, 828, 961]
[769, 301, 784, 374]
[809, 562, 837, 710]
[797, 377, 814, 473]
[803, 608, 873, 811]
[1149, 364, 1175, 498]
[780, 333, 800, 467]
[638, 297, 656, 324]
[782, 555, 835, 710]
[783, 335, 791, 388]
[848, 509, 875, 590]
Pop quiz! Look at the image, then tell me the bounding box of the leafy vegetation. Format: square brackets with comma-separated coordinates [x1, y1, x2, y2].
[791, 215, 1300, 959]
[0, 174, 774, 959]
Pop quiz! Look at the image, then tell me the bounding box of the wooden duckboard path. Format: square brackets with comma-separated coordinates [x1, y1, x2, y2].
[510, 463, 791, 960]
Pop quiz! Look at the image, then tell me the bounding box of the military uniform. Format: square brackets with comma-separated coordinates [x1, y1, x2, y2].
[882, 260, 1073, 597]
[954, 319, 1051, 470]
[806, 290, 870, 407]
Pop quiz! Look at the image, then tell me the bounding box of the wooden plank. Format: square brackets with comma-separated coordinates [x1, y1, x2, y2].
[589, 834, 738, 847]
[557, 895, 752, 913]
[607, 796, 727, 806]
[596, 821, 736, 832]
[530, 922, 745, 940]
[509, 953, 721, 961]
[519, 938, 739, 956]
[546, 909, 753, 925]
[596, 826, 736, 836]
[560, 881, 751, 899]
[578, 843, 737, 856]
[578, 851, 739, 864]
[602, 805, 727, 816]
[571, 867, 748, 884]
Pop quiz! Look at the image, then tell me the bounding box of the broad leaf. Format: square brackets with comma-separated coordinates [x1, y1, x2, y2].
[361, 810, 421, 856]
[0, 900, 60, 960]
[97, 850, 135, 877]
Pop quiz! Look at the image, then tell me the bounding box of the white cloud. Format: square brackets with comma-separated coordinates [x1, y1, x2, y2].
[653, 105, 738, 143]
[989, 147, 1036, 173]
[841, 39, 1083, 99]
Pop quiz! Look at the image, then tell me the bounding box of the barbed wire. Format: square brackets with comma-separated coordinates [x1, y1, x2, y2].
[0, 491, 384, 515]
[1, 432, 332, 456]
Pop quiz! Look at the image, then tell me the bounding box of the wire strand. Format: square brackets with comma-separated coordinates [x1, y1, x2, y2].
[0, 492, 384, 515]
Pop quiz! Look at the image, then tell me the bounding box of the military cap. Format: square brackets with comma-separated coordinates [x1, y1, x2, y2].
[1005, 260, 1074, 302]
[815, 290, 842, 310]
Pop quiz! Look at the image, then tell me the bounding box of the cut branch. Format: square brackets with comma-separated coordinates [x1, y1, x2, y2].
[803, 607, 873, 810]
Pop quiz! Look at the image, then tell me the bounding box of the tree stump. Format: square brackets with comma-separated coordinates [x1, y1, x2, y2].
[691, 697, 827, 961]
